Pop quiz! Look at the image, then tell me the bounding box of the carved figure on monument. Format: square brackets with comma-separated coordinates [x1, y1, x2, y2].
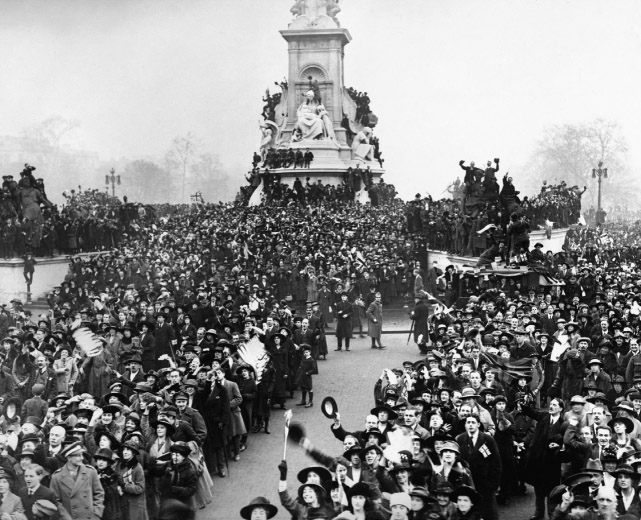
[289, 0, 339, 28]
[327, 0, 341, 21]
[259, 120, 279, 162]
[290, 0, 305, 16]
[351, 127, 374, 161]
[293, 90, 335, 141]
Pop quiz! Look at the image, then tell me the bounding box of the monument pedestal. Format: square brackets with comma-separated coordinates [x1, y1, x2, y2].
[273, 139, 383, 187]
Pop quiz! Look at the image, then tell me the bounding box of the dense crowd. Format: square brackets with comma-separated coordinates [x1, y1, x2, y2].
[407, 164, 586, 258]
[1, 173, 155, 259]
[2, 157, 641, 520]
[242, 169, 397, 207]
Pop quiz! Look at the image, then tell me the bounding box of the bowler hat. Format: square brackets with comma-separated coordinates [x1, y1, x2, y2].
[321, 396, 338, 419]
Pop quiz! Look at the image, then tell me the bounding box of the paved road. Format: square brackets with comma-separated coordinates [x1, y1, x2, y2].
[200, 329, 536, 519]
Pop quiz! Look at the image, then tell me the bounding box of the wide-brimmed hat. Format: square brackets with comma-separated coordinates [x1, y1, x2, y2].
[388, 462, 413, 475]
[239, 497, 278, 520]
[362, 429, 386, 445]
[343, 445, 363, 460]
[169, 441, 191, 457]
[120, 440, 140, 455]
[296, 466, 332, 485]
[347, 482, 373, 499]
[615, 401, 636, 414]
[451, 485, 482, 505]
[359, 443, 384, 459]
[611, 464, 639, 479]
[93, 448, 115, 462]
[102, 403, 124, 416]
[609, 417, 635, 434]
[370, 404, 398, 420]
[95, 430, 120, 449]
[408, 487, 431, 501]
[152, 419, 177, 436]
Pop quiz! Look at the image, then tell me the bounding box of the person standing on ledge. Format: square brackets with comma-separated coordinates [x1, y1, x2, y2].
[366, 292, 385, 349]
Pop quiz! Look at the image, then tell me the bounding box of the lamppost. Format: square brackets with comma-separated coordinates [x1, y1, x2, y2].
[592, 161, 608, 225]
[105, 168, 120, 198]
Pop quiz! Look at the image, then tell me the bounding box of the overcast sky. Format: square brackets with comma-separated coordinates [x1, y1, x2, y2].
[1, 0, 641, 200]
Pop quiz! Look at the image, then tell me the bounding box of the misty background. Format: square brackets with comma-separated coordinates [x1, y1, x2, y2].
[1, 0, 640, 215]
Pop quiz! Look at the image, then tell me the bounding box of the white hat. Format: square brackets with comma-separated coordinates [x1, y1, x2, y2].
[389, 492, 411, 510]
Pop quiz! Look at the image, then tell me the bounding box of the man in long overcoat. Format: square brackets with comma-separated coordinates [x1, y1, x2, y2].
[411, 295, 430, 352]
[334, 292, 353, 352]
[366, 292, 384, 349]
[203, 376, 230, 478]
[50, 442, 105, 520]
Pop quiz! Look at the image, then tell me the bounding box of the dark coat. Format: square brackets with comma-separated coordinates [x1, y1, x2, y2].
[18, 483, 66, 520]
[334, 300, 353, 339]
[153, 323, 176, 367]
[96, 467, 122, 520]
[177, 407, 207, 445]
[522, 406, 566, 492]
[203, 381, 230, 449]
[116, 460, 148, 520]
[268, 346, 289, 399]
[411, 300, 430, 343]
[294, 356, 317, 390]
[161, 459, 198, 504]
[455, 431, 502, 495]
[138, 332, 156, 372]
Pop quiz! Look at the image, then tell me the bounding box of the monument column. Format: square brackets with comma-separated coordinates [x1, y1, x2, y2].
[280, 29, 351, 146]
[253, 0, 385, 190]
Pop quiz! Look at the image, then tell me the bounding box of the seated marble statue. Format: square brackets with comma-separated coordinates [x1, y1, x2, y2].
[352, 127, 375, 161]
[293, 90, 335, 141]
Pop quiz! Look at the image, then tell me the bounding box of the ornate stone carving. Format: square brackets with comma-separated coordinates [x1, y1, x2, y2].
[288, 0, 341, 29]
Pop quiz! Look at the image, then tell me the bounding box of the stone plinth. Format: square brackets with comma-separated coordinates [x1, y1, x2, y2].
[0, 253, 101, 303]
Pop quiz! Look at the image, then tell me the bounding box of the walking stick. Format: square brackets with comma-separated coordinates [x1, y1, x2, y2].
[283, 410, 293, 459]
[407, 319, 414, 345]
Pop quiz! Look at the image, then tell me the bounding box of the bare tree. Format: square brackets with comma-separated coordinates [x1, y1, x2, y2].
[21, 116, 79, 173]
[165, 133, 200, 204]
[122, 160, 172, 203]
[190, 152, 227, 201]
[529, 118, 630, 209]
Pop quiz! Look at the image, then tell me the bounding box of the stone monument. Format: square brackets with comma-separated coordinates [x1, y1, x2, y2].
[255, 0, 385, 191]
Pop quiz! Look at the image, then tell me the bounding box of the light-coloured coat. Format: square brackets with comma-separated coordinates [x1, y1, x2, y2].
[50, 463, 105, 520]
[366, 301, 383, 338]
